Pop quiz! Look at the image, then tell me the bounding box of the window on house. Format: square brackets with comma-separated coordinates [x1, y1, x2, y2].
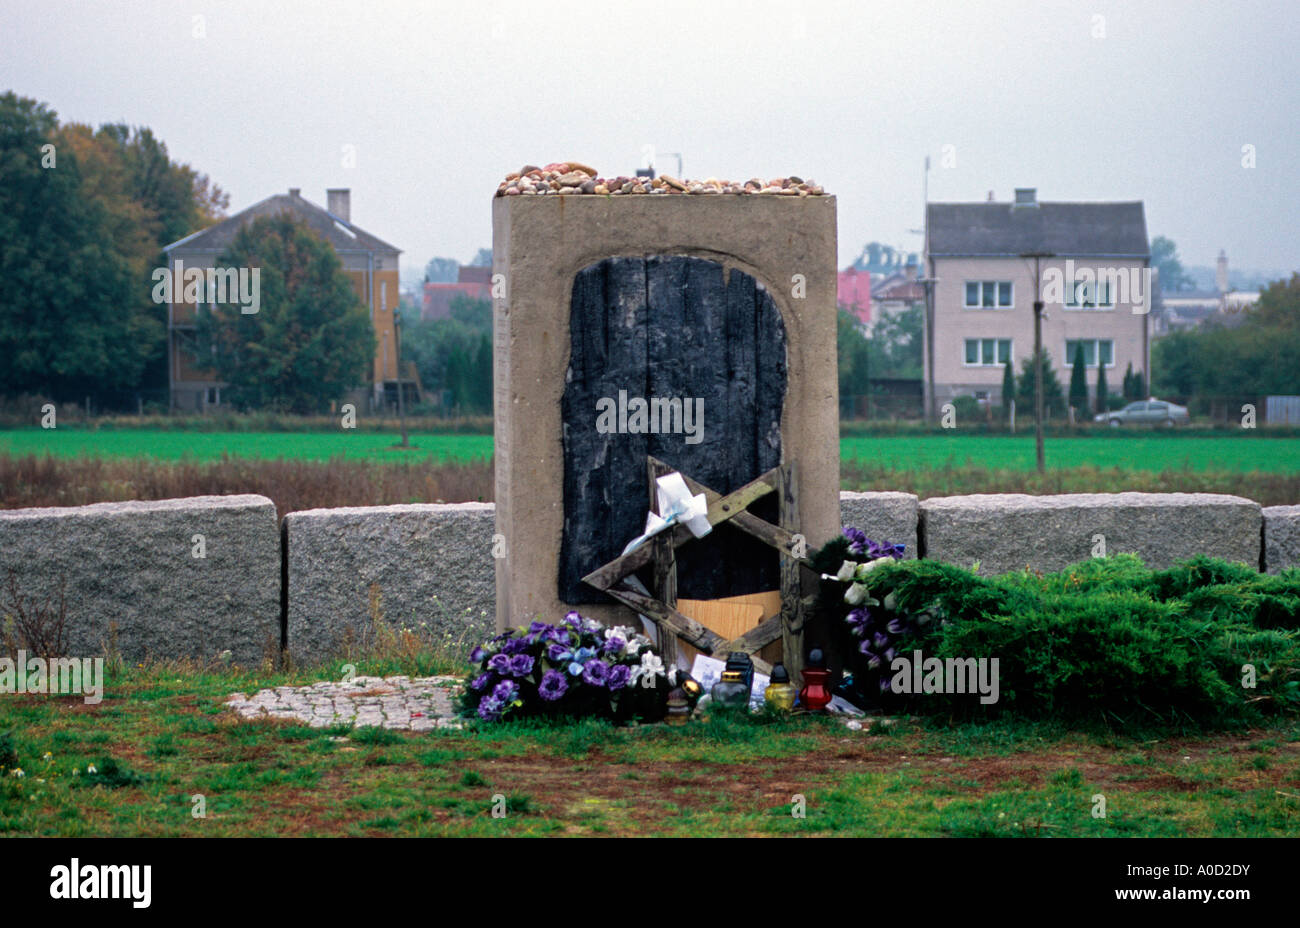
[965, 280, 1013, 308]
[380, 281, 387, 310]
[1065, 278, 1116, 309]
[965, 338, 1012, 366]
[1064, 339, 1115, 367]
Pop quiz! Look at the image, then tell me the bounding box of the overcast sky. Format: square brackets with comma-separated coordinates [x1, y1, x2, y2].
[3, 0, 1296, 281]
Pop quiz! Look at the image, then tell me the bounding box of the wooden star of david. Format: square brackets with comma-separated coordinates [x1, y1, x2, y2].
[582, 456, 814, 679]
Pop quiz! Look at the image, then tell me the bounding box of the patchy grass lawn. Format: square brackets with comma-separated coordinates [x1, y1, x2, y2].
[2, 662, 1299, 837]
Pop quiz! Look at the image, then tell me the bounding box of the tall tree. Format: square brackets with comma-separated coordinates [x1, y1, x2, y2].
[1152, 274, 1300, 401]
[469, 247, 492, 267]
[0, 93, 144, 401]
[1095, 360, 1110, 414]
[424, 256, 459, 283]
[194, 215, 375, 413]
[1068, 343, 1089, 418]
[1150, 236, 1192, 293]
[1130, 368, 1146, 400]
[836, 309, 871, 415]
[866, 305, 922, 379]
[1016, 348, 1066, 419]
[1001, 359, 1016, 419]
[94, 123, 227, 247]
[400, 295, 493, 413]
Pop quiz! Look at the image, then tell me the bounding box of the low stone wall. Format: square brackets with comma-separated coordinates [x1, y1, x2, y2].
[2, 490, 1286, 665]
[1263, 506, 1300, 574]
[284, 503, 495, 663]
[0, 495, 279, 664]
[919, 492, 1262, 575]
[839, 491, 919, 558]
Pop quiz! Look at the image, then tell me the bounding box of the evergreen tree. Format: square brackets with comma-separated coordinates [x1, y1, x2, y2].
[472, 334, 493, 413]
[1016, 348, 1067, 419]
[1069, 343, 1089, 418]
[1095, 361, 1110, 414]
[1001, 359, 1016, 420]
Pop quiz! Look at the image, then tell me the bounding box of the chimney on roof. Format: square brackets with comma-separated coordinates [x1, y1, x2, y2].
[1216, 249, 1229, 294]
[289, 187, 301, 198]
[1013, 188, 1038, 209]
[327, 188, 351, 223]
[987, 190, 995, 202]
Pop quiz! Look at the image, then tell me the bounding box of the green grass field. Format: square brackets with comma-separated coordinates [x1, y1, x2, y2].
[840, 434, 1300, 474]
[0, 429, 494, 463]
[3, 660, 1297, 837]
[1, 428, 1296, 473]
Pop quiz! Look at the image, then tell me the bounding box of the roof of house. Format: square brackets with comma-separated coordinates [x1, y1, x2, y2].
[926, 200, 1148, 258]
[164, 190, 400, 255]
[458, 266, 493, 285]
[875, 279, 926, 301]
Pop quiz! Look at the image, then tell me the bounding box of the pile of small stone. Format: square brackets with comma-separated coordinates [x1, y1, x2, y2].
[496, 162, 827, 197]
[225, 674, 464, 731]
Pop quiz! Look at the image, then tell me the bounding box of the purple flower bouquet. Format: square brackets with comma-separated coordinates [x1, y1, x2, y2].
[461, 612, 672, 723]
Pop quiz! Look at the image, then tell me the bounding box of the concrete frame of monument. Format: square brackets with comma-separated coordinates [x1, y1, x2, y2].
[491, 193, 841, 673]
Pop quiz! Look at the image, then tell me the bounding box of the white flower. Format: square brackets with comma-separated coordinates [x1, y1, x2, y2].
[11, 768, 23, 778]
[87, 765, 97, 775]
[42, 752, 52, 762]
[633, 651, 665, 682]
[844, 582, 869, 605]
[835, 560, 858, 582]
[854, 558, 890, 580]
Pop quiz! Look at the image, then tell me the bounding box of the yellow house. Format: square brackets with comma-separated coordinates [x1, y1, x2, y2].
[162, 187, 408, 412]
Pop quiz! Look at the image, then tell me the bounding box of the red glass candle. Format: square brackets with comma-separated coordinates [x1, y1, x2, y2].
[799, 647, 832, 711]
[799, 666, 833, 711]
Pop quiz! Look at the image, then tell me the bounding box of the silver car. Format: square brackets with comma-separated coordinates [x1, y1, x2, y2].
[1095, 399, 1191, 427]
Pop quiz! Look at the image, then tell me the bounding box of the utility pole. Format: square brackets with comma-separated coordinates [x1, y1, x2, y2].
[1020, 251, 1055, 473]
[919, 273, 938, 422]
[921, 155, 935, 422]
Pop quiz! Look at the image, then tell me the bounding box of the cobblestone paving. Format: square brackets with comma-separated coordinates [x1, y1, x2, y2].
[225, 675, 465, 731]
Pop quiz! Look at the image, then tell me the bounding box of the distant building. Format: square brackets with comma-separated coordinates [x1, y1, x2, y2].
[871, 261, 926, 325]
[924, 188, 1150, 413]
[836, 267, 872, 327]
[1154, 250, 1260, 335]
[423, 265, 492, 320]
[164, 188, 409, 411]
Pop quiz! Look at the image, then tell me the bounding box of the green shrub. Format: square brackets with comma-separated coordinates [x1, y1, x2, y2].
[819, 553, 1300, 727]
[930, 591, 1237, 722]
[951, 395, 984, 423]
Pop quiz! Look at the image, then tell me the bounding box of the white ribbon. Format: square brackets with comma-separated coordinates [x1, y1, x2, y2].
[621, 471, 712, 555]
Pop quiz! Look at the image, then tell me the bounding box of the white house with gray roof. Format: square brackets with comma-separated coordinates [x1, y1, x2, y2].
[923, 188, 1150, 415]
